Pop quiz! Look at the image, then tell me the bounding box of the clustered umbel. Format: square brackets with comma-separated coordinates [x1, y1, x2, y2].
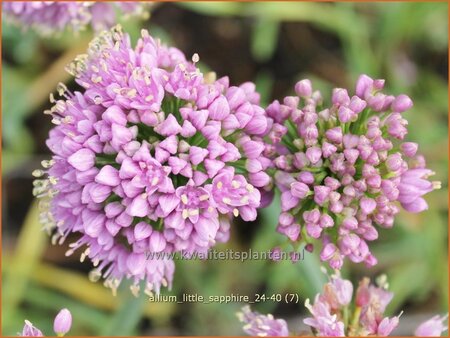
[237, 272, 448, 337]
[2, 2, 148, 35]
[266, 75, 440, 269]
[33, 26, 272, 296]
[237, 306, 289, 337]
[21, 309, 72, 337]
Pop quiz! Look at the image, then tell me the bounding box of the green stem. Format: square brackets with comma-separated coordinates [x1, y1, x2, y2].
[301, 167, 324, 173]
[343, 306, 349, 330]
[348, 306, 362, 336]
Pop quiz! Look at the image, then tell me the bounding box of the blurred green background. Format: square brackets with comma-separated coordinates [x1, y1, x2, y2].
[2, 2, 448, 336]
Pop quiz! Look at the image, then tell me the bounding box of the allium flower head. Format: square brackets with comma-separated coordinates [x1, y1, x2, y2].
[267, 75, 439, 269]
[303, 272, 401, 337]
[237, 305, 289, 337]
[2, 2, 148, 36]
[33, 26, 271, 295]
[239, 272, 446, 337]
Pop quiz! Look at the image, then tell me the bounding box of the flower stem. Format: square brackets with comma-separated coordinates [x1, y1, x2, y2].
[348, 306, 361, 336]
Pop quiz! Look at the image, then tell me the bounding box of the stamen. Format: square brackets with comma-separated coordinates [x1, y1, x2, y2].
[127, 88, 137, 98]
[89, 269, 101, 282]
[181, 194, 188, 204]
[91, 75, 102, 83]
[130, 284, 140, 297]
[41, 159, 55, 168]
[51, 234, 59, 245]
[80, 247, 90, 263]
[423, 170, 436, 178]
[189, 209, 199, 216]
[432, 181, 442, 189]
[63, 116, 74, 124]
[32, 169, 45, 177]
[56, 82, 68, 96]
[48, 176, 58, 185]
[94, 96, 103, 104]
[232, 180, 241, 189]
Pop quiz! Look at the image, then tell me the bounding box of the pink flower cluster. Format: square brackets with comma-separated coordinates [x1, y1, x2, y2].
[238, 273, 448, 337]
[237, 305, 289, 337]
[304, 273, 400, 336]
[33, 27, 272, 295]
[266, 75, 440, 269]
[2, 2, 147, 35]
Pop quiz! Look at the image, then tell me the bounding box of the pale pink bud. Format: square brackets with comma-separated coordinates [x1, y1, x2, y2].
[295, 79, 312, 97]
[401, 142, 418, 157]
[298, 171, 314, 185]
[391, 94, 413, 113]
[291, 182, 310, 199]
[305, 146, 322, 164]
[325, 127, 343, 144]
[53, 309, 72, 336]
[332, 88, 350, 105]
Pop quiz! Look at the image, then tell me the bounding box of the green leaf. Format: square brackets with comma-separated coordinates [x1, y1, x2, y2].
[254, 70, 274, 106]
[2, 201, 48, 332]
[251, 19, 280, 62]
[100, 287, 147, 336]
[177, 2, 243, 16]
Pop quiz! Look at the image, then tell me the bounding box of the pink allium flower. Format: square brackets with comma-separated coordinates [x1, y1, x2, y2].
[303, 297, 346, 336]
[398, 168, 440, 213]
[2, 2, 148, 36]
[20, 309, 72, 337]
[239, 272, 445, 337]
[267, 75, 439, 269]
[414, 315, 448, 337]
[21, 321, 43, 337]
[303, 272, 401, 336]
[237, 305, 289, 337]
[33, 26, 271, 295]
